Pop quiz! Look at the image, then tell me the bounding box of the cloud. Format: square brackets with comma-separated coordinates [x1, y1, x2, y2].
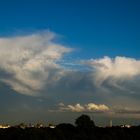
[114, 107, 140, 114]
[0, 31, 72, 96]
[0, 30, 140, 117]
[57, 102, 110, 113]
[1, 30, 140, 122]
[86, 103, 109, 112]
[84, 56, 140, 85]
[81, 56, 140, 103]
[55, 102, 140, 116]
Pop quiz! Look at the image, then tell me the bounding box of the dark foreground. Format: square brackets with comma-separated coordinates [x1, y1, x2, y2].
[0, 126, 140, 140]
[0, 115, 140, 140]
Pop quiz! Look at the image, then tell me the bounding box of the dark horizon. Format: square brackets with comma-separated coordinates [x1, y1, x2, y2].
[0, 115, 140, 140]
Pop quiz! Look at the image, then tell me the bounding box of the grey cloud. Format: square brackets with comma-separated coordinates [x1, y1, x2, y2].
[115, 109, 140, 114]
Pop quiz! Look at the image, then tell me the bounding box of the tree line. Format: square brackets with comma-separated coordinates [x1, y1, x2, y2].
[0, 114, 140, 140]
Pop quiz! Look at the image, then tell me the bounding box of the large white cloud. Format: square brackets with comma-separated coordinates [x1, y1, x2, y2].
[0, 31, 72, 96]
[88, 57, 140, 97]
[84, 56, 140, 85]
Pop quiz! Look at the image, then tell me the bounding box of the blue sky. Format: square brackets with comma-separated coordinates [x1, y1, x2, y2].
[0, 0, 140, 59]
[0, 0, 140, 125]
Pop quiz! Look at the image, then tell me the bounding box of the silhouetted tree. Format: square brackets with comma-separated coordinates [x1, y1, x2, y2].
[75, 114, 96, 139]
[75, 114, 95, 129]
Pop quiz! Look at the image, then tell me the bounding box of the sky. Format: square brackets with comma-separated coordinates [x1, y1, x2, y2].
[0, 0, 140, 126]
